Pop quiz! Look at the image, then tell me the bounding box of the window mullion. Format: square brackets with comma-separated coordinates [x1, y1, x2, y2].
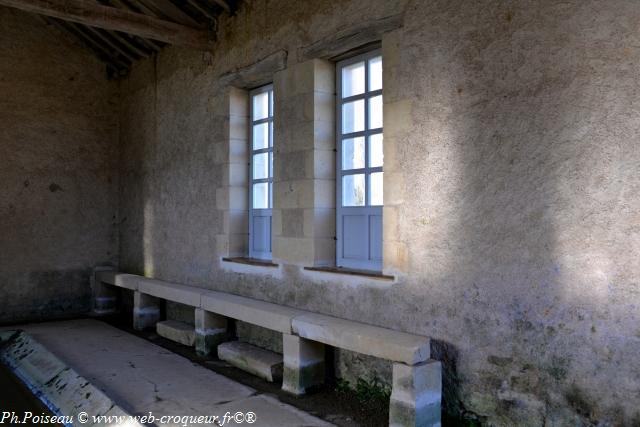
[364, 57, 370, 207]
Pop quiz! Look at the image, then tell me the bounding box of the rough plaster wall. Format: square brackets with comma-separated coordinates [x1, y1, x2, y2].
[0, 7, 118, 323]
[118, 0, 640, 425]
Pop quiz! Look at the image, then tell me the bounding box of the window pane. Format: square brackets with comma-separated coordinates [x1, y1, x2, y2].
[342, 61, 365, 98]
[369, 133, 383, 167]
[342, 137, 365, 170]
[269, 182, 273, 208]
[342, 99, 365, 134]
[342, 174, 365, 207]
[369, 56, 382, 91]
[253, 122, 269, 150]
[369, 95, 383, 129]
[269, 90, 273, 116]
[253, 183, 268, 209]
[269, 121, 273, 147]
[269, 152, 273, 178]
[253, 91, 269, 120]
[253, 153, 269, 180]
[370, 172, 383, 206]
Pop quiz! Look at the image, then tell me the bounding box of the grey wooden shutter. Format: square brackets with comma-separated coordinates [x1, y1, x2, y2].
[336, 51, 383, 271]
[249, 85, 274, 260]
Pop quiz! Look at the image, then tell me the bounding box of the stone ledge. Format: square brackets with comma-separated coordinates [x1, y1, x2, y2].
[303, 266, 394, 281]
[222, 257, 279, 268]
[298, 14, 402, 61]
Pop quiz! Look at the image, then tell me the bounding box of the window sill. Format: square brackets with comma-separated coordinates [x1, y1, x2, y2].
[222, 257, 278, 268]
[303, 266, 394, 281]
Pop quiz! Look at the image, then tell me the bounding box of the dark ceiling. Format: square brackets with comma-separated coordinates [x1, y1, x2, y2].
[41, 0, 238, 77]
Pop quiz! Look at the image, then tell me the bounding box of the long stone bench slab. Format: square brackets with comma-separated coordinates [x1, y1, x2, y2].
[95, 271, 138, 290]
[138, 278, 201, 307]
[292, 313, 430, 365]
[95, 271, 301, 333]
[201, 290, 305, 334]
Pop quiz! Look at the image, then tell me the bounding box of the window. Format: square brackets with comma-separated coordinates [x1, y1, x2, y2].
[336, 51, 383, 271]
[249, 85, 274, 260]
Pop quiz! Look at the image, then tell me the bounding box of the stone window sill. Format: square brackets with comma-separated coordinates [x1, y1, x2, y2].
[222, 257, 279, 268]
[303, 266, 394, 281]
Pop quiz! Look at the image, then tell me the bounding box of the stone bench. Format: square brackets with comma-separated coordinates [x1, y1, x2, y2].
[92, 269, 441, 426]
[293, 313, 440, 426]
[201, 290, 304, 334]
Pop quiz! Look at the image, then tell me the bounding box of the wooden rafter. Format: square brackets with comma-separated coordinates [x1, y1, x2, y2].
[136, 0, 200, 27]
[212, 0, 230, 13]
[185, 0, 216, 21]
[0, 0, 213, 50]
[85, 26, 137, 61]
[44, 17, 127, 71]
[105, 29, 150, 57]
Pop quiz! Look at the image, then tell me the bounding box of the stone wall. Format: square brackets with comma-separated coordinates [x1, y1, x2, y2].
[117, 0, 640, 425]
[0, 7, 118, 323]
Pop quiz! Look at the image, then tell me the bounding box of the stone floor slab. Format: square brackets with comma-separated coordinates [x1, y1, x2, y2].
[6, 319, 332, 427]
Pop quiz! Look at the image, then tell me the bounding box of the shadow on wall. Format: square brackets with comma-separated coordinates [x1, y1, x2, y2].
[0, 7, 119, 325]
[112, 0, 640, 425]
[118, 49, 222, 286]
[118, 57, 157, 278]
[397, 0, 640, 424]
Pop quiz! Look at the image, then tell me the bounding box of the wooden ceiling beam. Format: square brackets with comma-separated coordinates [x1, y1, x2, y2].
[185, 0, 216, 21]
[211, 0, 230, 14]
[213, 0, 231, 13]
[106, 29, 150, 57]
[136, 0, 200, 27]
[45, 17, 127, 71]
[122, 0, 156, 17]
[69, 22, 132, 68]
[135, 34, 161, 51]
[0, 0, 213, 50]
[85, 26, 138, 61]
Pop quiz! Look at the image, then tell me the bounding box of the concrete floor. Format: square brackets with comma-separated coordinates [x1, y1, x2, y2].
[6, 319, 332, 427]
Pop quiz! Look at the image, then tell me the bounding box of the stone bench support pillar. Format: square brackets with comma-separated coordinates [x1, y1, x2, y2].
[91, 267, 117, 315]
[194, 308, 228, 356]
[281, 333, 325, 395]
[389, 360, 442, 427]
[133, 291, 160, 331]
